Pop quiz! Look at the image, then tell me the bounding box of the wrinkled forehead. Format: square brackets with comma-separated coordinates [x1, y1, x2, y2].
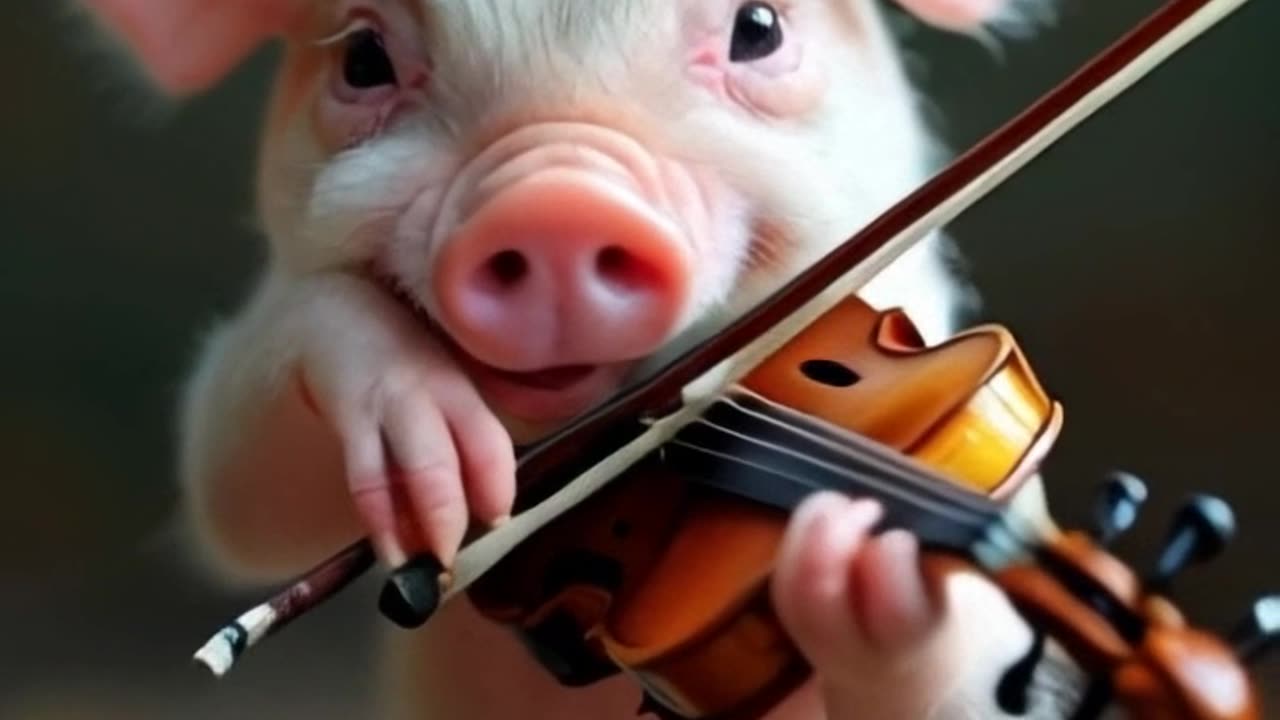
[418, 0, 672, 63]
[423, 0, 658, 35]
[307, 0, 669, 42]
[399, 0, 683, 120]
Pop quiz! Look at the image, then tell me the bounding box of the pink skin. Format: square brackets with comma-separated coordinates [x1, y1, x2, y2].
[425, 124, 699, 424]
[298, 1, 805, 566]
[316, 2, 827, 567]
[771, 493, 971, 719]
[83, 0, 1030, 717]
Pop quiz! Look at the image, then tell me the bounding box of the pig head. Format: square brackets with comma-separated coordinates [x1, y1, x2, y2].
[79, 0, 1042, 436]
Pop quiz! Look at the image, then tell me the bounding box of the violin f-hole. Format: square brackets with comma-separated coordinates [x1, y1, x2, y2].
[798, 359, 860, 387]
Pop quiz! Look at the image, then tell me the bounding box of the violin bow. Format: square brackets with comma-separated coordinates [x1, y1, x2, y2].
[192, 0, 1253, 678]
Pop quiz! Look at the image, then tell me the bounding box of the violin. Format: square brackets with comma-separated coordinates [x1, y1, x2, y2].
[464, 294, 1260, 720]
[190, 0, 1276, 717]
[466, 294, 1065, 717]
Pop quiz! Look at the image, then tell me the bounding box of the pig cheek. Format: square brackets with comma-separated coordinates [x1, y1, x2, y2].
[313, 90, 399, 154]
[678, 191, 754, 325]
[384, 183, 452, 307]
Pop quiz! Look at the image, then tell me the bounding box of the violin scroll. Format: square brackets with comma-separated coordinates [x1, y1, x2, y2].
[461, 296, 1272, 720]
[996, 477, 1271, 720]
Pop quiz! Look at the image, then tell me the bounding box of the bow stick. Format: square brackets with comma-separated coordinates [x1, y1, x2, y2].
[193, 0, 1252, 678]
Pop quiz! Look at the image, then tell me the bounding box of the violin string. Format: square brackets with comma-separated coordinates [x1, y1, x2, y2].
[660, 390, 1047, 564]
[681, 411, 992, 530]
[742, 386, 1049, 556]
[721, 389, 1000, 516]
[716, 386, 1054, 561]
[681, 410, 995, 532]
[710, 389, 1050, 560]
[700, 389, 998, 523]
[668, 416, 1043, 566]
[667, 431, 983, 536]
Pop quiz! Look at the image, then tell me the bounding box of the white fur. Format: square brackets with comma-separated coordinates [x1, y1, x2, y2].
[187, 0, 969, 572]
[128, 0, 1066, 717]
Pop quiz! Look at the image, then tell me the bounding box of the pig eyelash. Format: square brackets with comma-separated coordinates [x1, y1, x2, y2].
[315, 6, 434, 112]
[312, 16, 377, 48]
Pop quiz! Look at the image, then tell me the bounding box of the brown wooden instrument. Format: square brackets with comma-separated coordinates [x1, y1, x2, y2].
[467, 295, 1262, 719]
[191, 2, 1276, 718]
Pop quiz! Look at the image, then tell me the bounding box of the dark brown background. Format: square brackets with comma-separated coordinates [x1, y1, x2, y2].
[2, 0, 1275, 717]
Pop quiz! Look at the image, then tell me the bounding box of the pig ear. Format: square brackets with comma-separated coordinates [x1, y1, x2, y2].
[891, 0, 1010, 31]
[79, 0, 308, 95]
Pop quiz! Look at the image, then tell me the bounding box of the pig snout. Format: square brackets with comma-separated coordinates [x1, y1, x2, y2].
[431, 126, 696, 373]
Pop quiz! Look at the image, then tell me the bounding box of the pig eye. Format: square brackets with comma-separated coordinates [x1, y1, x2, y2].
[343, 28, 398, 88]
[730, 2, 784, 62]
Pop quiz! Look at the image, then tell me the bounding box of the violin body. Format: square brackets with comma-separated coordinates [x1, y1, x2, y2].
[467, 295, 1064, 718]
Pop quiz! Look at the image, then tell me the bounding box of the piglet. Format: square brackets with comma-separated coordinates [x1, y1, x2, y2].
[81, 1, 1075, 718]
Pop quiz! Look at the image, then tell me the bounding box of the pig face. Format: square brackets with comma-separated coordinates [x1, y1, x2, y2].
[257, 0, 944, 427]
[83, 0, 1032, 429]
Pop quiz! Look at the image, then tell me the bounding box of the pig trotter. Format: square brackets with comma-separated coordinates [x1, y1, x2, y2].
[380, 554, 450, 628]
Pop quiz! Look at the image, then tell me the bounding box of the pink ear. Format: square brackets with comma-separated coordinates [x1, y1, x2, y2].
[81, 0, 308, 94]
[893, 0, 1007, 30]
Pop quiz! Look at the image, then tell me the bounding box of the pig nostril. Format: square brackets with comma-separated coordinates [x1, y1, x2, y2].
[597, 246, 627, 277]
[485, 250, 529, 290]
[596, 245, 660, 293]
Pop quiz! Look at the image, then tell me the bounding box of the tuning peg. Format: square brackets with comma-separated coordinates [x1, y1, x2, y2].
[1147, 494, 1235, 592]
[1230, 594, 1279, 664]
[1092, 470, 1149, 546]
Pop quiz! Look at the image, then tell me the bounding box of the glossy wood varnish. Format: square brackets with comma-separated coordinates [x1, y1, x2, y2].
[469, 296, 1060, 718]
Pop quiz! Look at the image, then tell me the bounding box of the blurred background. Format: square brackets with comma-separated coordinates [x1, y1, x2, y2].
[2, 0, 1275, 717]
